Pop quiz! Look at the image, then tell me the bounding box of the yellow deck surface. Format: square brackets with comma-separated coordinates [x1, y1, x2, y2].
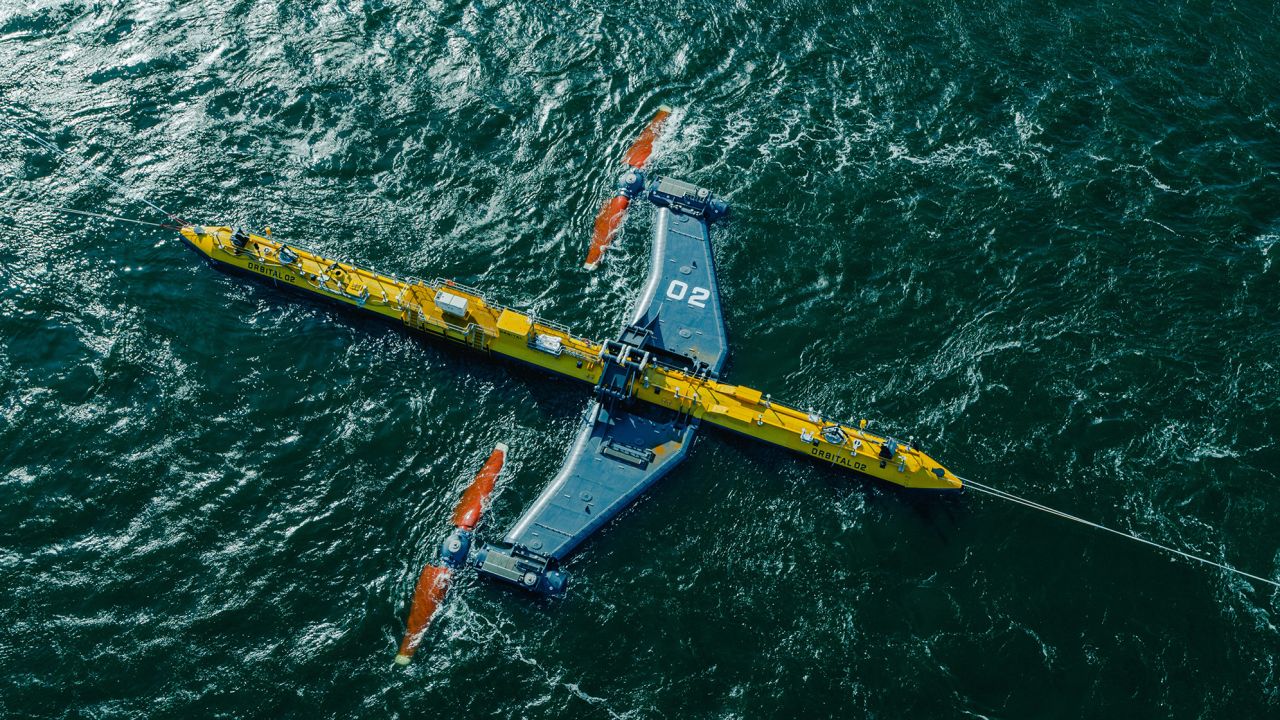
[181, 225, 962, 490]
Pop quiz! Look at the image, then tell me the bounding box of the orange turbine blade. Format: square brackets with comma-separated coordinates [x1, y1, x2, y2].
[451, 442, 507, 531]
[395, 564, 452, 665]
[584, 194, 631, 269]
[623, 105, 672, 169]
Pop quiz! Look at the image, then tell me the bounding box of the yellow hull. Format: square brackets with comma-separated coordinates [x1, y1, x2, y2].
[181, 225, 962, 491]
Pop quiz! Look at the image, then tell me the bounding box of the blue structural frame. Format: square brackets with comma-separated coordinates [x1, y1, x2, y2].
[473, 176, 729, 595]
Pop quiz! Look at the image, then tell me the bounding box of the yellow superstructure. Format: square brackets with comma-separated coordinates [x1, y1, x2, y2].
[181, 225, 962, 491]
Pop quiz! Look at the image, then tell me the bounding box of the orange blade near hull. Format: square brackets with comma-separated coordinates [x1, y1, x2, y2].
[396, 442, 508, 664]
[585, 195, 631, 269]
[451, 442, 507, 531]
[584, 105, 673, 269]
[624, 105, 672, 169]
[395, 564, 452, 665]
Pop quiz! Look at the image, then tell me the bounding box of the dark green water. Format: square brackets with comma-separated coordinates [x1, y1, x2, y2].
[3, 0, 1279, 716]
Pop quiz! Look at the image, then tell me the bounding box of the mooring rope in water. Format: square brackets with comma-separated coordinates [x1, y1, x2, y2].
[0, 115, 188, 226]
[1, 198, 180, 229]
[961, 477, 1280, 590]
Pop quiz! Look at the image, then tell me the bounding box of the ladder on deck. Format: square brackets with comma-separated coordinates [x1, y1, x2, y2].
[400, 283, 437, 332]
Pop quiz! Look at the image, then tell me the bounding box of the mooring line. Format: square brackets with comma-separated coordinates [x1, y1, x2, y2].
[2, 198, 180, 229]
[0, 115, 188, 226]
[961, 477, 1280, 590]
